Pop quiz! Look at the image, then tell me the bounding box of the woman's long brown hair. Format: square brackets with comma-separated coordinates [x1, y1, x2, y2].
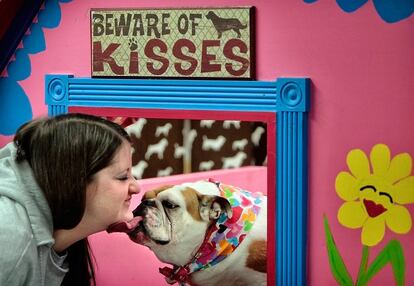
[14, 113, 131, 285]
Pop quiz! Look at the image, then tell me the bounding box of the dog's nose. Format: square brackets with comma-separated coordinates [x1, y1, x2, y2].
[132, 204, 144, 216]
[132, 200, 156, 216]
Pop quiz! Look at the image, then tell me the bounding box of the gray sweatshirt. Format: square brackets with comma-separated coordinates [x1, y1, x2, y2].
[0, 143, 68, 285]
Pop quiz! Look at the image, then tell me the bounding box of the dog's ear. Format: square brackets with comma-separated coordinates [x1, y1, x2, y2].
[199, 195, 232, 221]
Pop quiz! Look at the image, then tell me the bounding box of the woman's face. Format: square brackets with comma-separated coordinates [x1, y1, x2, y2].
[85, 141, 140, 229]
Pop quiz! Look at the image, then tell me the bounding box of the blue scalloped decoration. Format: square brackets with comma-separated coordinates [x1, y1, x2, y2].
[0, 78, 33, 135]
[336, 0, 368, 12]
[373, 0, 414, 23]
[0, 0, 71, 136]
[22, 23, 46, 54]
[38, 0, 62, 28]
[304, 0, 414, 23]
[7, 49, 31, 81]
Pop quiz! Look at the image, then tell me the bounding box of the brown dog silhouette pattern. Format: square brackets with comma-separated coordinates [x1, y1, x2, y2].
[205, 11, 247, 38]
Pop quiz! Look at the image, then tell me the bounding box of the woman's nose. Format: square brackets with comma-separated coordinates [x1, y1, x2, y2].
[129, 177, 141, 194]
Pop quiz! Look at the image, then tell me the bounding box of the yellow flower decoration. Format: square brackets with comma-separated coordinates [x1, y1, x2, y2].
[336, 144, 414, 246]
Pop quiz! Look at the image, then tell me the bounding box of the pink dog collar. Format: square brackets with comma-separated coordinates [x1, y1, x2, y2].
[159, 179, 264, 285]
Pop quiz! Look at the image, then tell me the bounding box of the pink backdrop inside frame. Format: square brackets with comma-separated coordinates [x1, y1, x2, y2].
[70, 106, 276, 286]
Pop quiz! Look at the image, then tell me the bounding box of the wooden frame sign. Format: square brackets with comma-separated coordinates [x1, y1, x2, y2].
[91, 7, 254, 79]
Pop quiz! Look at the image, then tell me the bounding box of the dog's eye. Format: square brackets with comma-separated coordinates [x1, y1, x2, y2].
[163, 201, 178, 209]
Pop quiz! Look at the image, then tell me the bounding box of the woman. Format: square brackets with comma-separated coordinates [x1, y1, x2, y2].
[0, 113, 141, 285]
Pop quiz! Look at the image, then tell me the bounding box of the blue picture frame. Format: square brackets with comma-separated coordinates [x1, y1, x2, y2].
[45, 74, 310, 286]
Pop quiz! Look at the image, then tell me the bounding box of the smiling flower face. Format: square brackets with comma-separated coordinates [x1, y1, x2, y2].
[336, 144, 414, 246]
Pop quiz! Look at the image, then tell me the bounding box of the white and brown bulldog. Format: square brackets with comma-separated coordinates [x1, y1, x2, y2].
[110, 179, 267, 286]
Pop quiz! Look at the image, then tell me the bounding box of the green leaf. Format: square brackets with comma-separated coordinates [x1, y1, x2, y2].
[356, 246, 369, 286]
[360, 239, 405, 286]
[324, 215, 354, 286]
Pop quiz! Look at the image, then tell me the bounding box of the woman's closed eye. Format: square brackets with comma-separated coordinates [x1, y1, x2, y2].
[117, 175, 130, 181]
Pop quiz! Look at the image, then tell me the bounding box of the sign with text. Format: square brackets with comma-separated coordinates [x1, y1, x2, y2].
[91, 7, 254, 79]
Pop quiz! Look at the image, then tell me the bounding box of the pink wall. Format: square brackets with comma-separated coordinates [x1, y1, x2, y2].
[1, 0, 413, 285]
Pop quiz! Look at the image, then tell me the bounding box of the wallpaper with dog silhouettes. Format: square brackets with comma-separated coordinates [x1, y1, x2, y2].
[110, 117, 267, 179]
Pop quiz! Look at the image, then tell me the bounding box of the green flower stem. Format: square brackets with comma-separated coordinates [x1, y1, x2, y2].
[356, 245, 369, 286]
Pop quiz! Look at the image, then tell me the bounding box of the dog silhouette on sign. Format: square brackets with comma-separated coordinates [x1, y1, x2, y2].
[205, 11, 247, 39]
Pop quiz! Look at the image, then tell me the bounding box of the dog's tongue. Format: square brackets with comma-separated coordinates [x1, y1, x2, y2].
[107, 216, 143, 233]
